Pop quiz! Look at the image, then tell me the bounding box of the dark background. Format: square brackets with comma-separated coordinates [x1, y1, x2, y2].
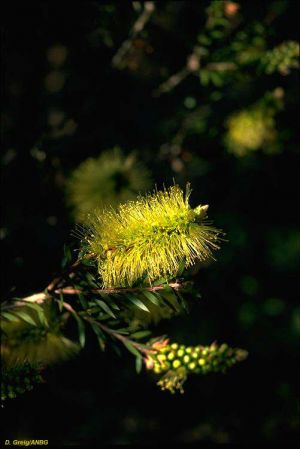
[1, 1, 300, 446]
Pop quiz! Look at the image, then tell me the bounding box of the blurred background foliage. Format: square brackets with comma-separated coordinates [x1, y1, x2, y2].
[1, 1, 299, 445]
[65, 147, 151, 222]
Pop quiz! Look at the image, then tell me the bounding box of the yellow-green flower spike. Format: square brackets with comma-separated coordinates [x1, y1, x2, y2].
[83, 184, 222, 287]
[146, 340, 248, 393]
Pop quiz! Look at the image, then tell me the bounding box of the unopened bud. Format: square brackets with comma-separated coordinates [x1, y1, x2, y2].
[173, 359, 181, 369]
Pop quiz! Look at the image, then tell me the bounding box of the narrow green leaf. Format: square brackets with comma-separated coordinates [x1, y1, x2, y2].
[135, 356, 143, 374]
[127, 295, 150, 313]
[85, 273, 99, 288]
[172, 289, 189, 313]
[160, 292, 181, 312]
[112, 342, 122, 357]
[210, 71, 224, 87]
[74, 315, 85, 347]
[131, 330, 151, 340]
[123, 340, 141, 357]
[68, 306, 86, 347]
[100, 293, 120, 311]
[58, 292, 64, 312]
[86, 304, 100, 314]
[88, 321, 106, 351]
[152, 277, 168, 286]
[106, 319, 121, 328]
[114, 328, 130, 335]
[13, 310, 37, 326]
[1, 311, 21, 322]
[77, 318, 85, 348]
[110, 302, 121, 311]
[142, 290, 160, 305]
[90, 322, 104, 337]
[18, 302, 49, 327]
[97, 335, 106, 351]
[94, 299, 116, 319]
[96, 313, 111, 321]
[211, 30, 224, 40]
[199, 69, 210, 86]
[78, 293, 88, 309]
[62, 244, 72, 268]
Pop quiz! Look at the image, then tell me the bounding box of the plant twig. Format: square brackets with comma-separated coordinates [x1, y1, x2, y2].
[55, 282, 183, 296]
[112, 2, 155, 69]
[152, 1, 242, 97]
[83, 316, 154, 355]
[1, 282, 185, 310]
[205, 61, 237, 71]
[152, 46, 203, 97]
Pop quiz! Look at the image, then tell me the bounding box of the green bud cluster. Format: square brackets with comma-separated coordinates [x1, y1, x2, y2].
[148, 342, 247, 393]
[1, 363, 43, 401]
[261, 41, 299, 75]
[150, 342, 247, 375]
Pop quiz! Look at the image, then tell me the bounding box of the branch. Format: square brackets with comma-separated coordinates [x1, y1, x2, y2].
[1, 282, 185, 310]
[152, 46, 203, 97]
[152, 2, 242, 97]
[112, 2, 155, 69]
[205, 61, 237, 71]
[55, 282, 183, 296]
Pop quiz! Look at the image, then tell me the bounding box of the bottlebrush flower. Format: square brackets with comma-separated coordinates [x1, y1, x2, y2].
[83, 184, 222, 287]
